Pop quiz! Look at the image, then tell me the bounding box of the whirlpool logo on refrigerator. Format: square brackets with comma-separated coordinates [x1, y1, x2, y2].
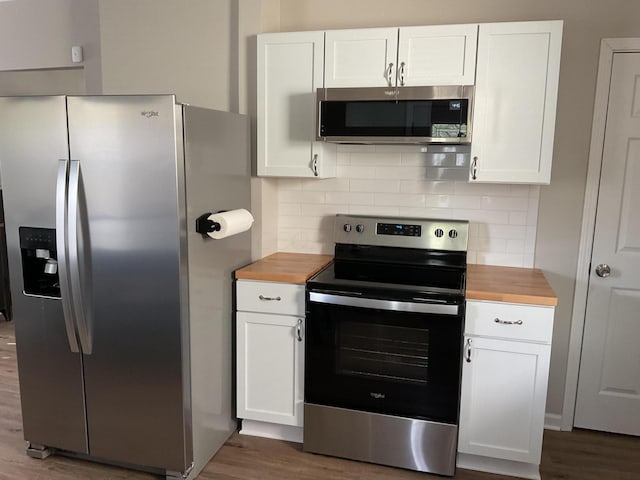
[370, 392, 386, 399]
[140, 111, 159, 118]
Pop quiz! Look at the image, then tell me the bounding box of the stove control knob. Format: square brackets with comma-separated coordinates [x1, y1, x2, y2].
[434, 228, 444, 238]
[356, 224, 365, 233]
[449, 229, 458, 239]
[343, 224, 352, 233]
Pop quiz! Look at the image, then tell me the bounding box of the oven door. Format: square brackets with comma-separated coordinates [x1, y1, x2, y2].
[305, 291, 464, 424]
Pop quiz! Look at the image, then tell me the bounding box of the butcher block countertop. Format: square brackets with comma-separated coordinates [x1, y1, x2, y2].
[235, 253, 557, 306]
[466, 264, 557, 307]
[235, 252, 333, 284]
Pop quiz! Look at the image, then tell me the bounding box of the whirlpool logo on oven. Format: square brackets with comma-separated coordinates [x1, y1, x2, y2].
[370, 392, 386, 399]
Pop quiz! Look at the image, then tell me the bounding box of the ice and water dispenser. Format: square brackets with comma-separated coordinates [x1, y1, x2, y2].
[19, 227, 60, 297]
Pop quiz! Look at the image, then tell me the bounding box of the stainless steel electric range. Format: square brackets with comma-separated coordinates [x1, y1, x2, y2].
[303, 214, 469, 476]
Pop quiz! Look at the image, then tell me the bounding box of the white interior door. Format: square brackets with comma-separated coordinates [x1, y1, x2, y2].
[574, 52, 640, 435]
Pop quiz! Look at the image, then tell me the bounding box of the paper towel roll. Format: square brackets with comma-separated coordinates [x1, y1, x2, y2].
[206, 209, 254, 239]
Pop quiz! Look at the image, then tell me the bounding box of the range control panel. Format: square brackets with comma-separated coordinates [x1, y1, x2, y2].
[376, 222, 422, 237]
[335, 214, 469, 251]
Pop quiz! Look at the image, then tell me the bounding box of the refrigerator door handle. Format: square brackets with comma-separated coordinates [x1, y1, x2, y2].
[68, 160, 93, 355]
[56, 159, 80, 353]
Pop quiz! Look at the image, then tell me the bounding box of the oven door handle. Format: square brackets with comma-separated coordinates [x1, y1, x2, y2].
[308, 292, 460, 315]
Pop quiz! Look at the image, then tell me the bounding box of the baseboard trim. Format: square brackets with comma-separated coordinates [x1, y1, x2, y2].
[544, 413, 562, 431]
[239, 419, 303, 443]
[457, 452, 540, 480]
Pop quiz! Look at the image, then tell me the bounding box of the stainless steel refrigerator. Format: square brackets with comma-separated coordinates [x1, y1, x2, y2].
[0, 95, 252, 479]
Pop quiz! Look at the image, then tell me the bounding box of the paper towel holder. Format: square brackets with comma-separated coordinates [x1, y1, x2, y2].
[196, 212, 223, 237]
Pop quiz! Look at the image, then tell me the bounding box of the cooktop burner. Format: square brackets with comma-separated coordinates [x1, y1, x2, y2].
[308, 214, 469, 303]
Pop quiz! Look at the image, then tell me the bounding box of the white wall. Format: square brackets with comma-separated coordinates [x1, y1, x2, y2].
[0, 0, 100, 94]
[98, 0, 233, 111]
[0, 0, 75, 70]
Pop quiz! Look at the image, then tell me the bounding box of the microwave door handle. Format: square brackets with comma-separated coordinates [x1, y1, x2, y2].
[67, 160, 93, 355]
[56, 159, 80, 353]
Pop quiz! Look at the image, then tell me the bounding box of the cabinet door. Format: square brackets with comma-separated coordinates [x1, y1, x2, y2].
[397, 24, 478, 86]
[458, 336, 551, 464]
[257, 31, 335, 177]
[237, 312, 304, 427]
[470, 21, 562, 183]
[325, 28, 398, 88]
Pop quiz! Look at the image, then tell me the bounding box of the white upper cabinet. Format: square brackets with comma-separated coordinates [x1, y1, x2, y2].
[324, 28, 398, 88]
[470, 21, 563, 184]
[397, 25, 478, 86]
[325, 24, 478, 88]
[257, 31, 336, 178]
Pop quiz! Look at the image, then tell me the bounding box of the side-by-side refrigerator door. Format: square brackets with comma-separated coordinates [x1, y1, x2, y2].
[0, 96, 88, 453]
[66, 95, 192, 473]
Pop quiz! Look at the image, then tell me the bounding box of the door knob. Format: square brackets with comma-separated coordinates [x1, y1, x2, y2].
[595, 264, 611, 277]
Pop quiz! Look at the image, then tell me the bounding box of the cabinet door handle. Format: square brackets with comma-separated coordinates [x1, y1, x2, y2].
[258, 295, 281, 301]
[494, 318, 523, 325]
[296, 318, 303, 342]
[398, 62, 406, 86]
[465, 338, 472, 363]
[471, 156, 478, 180]
[386, 62, 394, 87]
[312, 154, 319, 177]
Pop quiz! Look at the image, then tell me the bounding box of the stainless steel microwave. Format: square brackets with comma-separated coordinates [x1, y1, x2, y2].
[316, 85, 473, 144]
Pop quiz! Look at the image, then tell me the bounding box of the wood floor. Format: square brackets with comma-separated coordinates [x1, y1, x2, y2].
[0, 320, 638, 480]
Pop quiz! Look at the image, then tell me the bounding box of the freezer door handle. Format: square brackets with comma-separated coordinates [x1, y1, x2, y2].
[67, 160, 93, 354]
[56, 159, 80, 353]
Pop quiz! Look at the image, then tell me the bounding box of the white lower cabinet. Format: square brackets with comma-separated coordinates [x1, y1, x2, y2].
[458, 300, 554, 480]
[236, 280, 305, 442]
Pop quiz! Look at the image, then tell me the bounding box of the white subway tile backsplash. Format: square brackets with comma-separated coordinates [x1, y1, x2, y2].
[397, 207, 453, 218]
[510, 184, 532, 197]
[476, 253, 525, 268]
[350, 178, 400, 193]
[453, 209, 510, 224]
[481, 195, 529, 211]
[374, 193, 426, 207]
[469, 236, 508, 253]
[277, 178, 303, 191]
[337, 152, 351, 165]
[426, 195, 452, 208]
[302, 178, 350, 192]
[279, 190, 325, 204]
[509, 211, 528, 225]
[338, 144, 376, 154]
[375, 144, 422, 154]
[375, 166, 426, 180]
[507, 239, 526, 254]
[350, 152, 402, 166]
[453, 181, 512, 196]
[337, 165, 377, 179]
[483, 224, 528, 240]
[275, 149, 541, 268]
[400, 181, 456, 195]
[279, 203, 301, 216]
[300, 203, 348, 216]
[326, 192, 374, 205]
[279, 215, 325, 230]
[452, 195, 484, 210]
[349, 205, 400, 216]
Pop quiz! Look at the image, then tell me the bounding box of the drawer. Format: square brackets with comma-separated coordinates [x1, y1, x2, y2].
[237, 280, 305, 316]
[465, 300, 554, 343]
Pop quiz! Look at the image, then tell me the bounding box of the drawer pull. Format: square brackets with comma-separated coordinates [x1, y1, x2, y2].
[465, 338, 472, 363]
[494, 318, 523, 325]
[259, 295, 281, 301]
